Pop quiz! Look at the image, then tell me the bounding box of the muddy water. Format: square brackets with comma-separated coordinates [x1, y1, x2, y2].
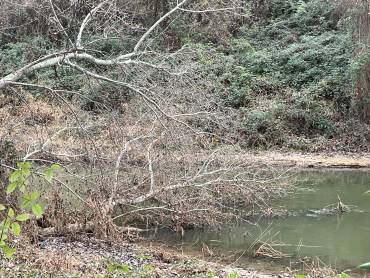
[153, 170, 370, 274]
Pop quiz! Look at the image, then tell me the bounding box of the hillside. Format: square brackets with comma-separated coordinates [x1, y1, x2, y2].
[1, 1, 369, 153]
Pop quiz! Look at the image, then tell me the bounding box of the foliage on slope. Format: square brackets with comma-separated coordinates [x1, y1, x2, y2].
[0, 0, 369, 151]
[189, 0, 370, 150]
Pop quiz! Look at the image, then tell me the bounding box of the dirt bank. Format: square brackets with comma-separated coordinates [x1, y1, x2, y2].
[4, 236, 277, 278]
[235, 152, 370, 169]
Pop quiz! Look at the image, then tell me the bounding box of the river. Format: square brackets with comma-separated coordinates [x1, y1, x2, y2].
[151, 170, 370, 276]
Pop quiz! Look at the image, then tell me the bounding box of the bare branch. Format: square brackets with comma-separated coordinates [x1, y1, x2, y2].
[147, 139, 158, 197]
[76, 1, 109, 49]
[49, 0, 74, 46]
[133, 0, 188, 52]
[0, 51, 144, 89]
[109, 133, 153, 206]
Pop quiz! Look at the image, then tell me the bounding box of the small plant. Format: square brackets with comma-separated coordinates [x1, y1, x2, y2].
[106, 262, 155, 277]
[107, 263, 130, 274]
[136, 254, 153, 260]
[226, 271, 239, 278]
[0, 162, 60, 258]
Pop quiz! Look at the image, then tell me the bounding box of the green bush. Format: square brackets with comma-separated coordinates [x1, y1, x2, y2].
[192, 0, 355, 147]
[283, 92, 335, 135]
[0, 37, 53, 76]
[240, 104, 286, 147]
[80, 81, 132, 112]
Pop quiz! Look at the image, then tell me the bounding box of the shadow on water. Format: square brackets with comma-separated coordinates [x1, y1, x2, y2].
[149, 170, 370, 275]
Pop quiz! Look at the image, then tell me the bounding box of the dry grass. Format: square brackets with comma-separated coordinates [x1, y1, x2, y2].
[291, 257, 338, 278]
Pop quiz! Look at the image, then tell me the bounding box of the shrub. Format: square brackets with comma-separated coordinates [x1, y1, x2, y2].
[0, 162, 60, 258]
[191, 0, 354, 146]
[0, 37, 53, 76]
[80, 80, 132, 112]
[240, 105, 286, 148]
[283, 92, 335, 135]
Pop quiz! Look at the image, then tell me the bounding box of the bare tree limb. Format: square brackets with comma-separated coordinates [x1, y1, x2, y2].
[133, 0, 188, 52]
[109, 133, 153, 207]
[76, 1, 109, 48]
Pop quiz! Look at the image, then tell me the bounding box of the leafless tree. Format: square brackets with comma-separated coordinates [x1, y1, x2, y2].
[0, 0, 288, 238]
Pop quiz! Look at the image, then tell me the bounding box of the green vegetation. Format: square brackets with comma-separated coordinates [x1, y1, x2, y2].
[106, 262, 155, 277]
[0, 162, 59, 258]
[1, 0, 369, 150]
[192, 0, 369, 149]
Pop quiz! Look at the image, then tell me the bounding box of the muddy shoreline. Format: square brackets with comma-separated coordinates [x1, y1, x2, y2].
[5, 236, 278, 277]
[236, 151, 370, 169]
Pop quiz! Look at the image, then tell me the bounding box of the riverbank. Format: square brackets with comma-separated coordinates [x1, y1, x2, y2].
[3, 236, 277, 278]
[2, 157, 364, 277]
[230, 151, 370, 169]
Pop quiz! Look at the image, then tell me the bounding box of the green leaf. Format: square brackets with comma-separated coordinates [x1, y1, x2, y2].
[50, 164, 61, 170]
[9, 170, 21, 183]
[10, 223, 21, 237]
[43, 164, 60, 183]
[107, 264, 116, 273]
[18, 184, 26, 193]
[358, 262, 370, 269]
[295, 275, 306, 278]
[117, 264, 129, 273]
[0, 234, 8, 241]
[43, 169, 53, 183]
[107, 263, 129, 274]
[30, 191, 39, 201]
[32, 204, 43, 218]
[16, 214, 29, 222]
[0, 204, 6, 211]
[3, 219, 11, 229]
[21, 194, 31, 209]
[2, 246, 16, 258]
[17, 162, 31, 170]
[6, 183, 17, 195]
[7, 208, 14, 218]
[21, 168, 30, 177]
[143, 264, 154, 272]
[226, 272, 238, 278]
